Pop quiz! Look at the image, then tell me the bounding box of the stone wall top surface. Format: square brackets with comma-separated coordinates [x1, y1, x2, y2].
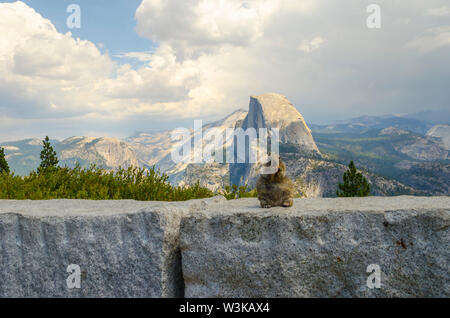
[0, 196, 227, 217]
[1, 196, 447, 218]
[196, 196, 450, 216]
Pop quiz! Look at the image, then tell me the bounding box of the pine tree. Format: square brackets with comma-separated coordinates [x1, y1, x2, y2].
[0, 147, 10, 174]
[38, 136, 59, 173]
[337, 161, 371, 197]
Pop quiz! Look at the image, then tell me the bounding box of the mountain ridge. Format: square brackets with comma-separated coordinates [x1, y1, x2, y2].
[2, 94, 448, 196]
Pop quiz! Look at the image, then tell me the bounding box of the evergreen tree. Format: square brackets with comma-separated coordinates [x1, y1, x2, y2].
[38, 136, 59, 173]
[0, 147, 10, 174]
[337, 161, 371, 197]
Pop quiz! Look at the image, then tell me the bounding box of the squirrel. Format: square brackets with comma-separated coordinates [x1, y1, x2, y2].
[256, 156, 294, 208]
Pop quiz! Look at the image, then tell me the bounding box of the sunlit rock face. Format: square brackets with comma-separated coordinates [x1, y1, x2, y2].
[243, 93, 320, 153]
[427, 124, 450, 150]
[58, 137, 139, 169]
[230, 93, 320, 187]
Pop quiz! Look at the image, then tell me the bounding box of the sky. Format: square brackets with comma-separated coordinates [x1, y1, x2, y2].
[0, 0, 449, 141]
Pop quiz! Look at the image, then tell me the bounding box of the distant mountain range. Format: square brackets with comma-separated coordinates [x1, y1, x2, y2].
[402, 109, 450, 125]
[311, 108, 450, 135]
[1, 137, 139, 176]
[1, 95, 449, 196]
[311, 126, 449, 195]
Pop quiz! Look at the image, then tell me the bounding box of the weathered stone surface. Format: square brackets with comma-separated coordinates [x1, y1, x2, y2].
[180, 196, 450, 298]
[0, 196, 225, 297]
[1, 196, 448, 298]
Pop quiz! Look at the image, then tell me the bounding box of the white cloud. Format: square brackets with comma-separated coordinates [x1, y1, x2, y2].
[0, 1, 203, 123]
[103, 45, 200, 102]
[0, 146, 19, 151]
[427, 6, 450, 16]
[135, 0, 277, 58]
[0, 1, 114, 117]
[1, 0, 450, 141]
[407, 26, 450, 52]
[297, 37, 327, 53]
[113, 51, 154, 62]
[131, 0, 450, 124]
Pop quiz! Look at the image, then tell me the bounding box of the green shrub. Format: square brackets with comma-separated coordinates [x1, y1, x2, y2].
[0, 165, 214, 201]
[222, 184, 258, 200]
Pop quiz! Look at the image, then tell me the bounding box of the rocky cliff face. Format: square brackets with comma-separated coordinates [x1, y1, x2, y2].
[126, 130, 178, 171]
[395, 161, 450, 196]
[126, 109, 248, 190]
[58, 137, 139, 169]
[282, 154, 420, 197]
[392, 135, 448, 161]
[2, 137, 139, 174]
[427, 124, 450, 150]
[179, 163, 229, 192]
[230, 93, 320, 187]
[242, 93, 320, 154]
[375, 127, 449, 161]
[1, 138, 44, 175]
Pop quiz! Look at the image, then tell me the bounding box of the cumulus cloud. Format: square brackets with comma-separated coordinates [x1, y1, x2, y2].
[297, 37, 327, 53]
[407, 26, 450, 52]
[0, 0, 450, 141]
[0, 1, 113, 118]
[103, 45, 200, 102]
[132, 0, 450, 122]
[0, 0, 206, 138]
[427, 6, 450, 17]
[113, 51, 154, 62]
[135, 0, 279, 58]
